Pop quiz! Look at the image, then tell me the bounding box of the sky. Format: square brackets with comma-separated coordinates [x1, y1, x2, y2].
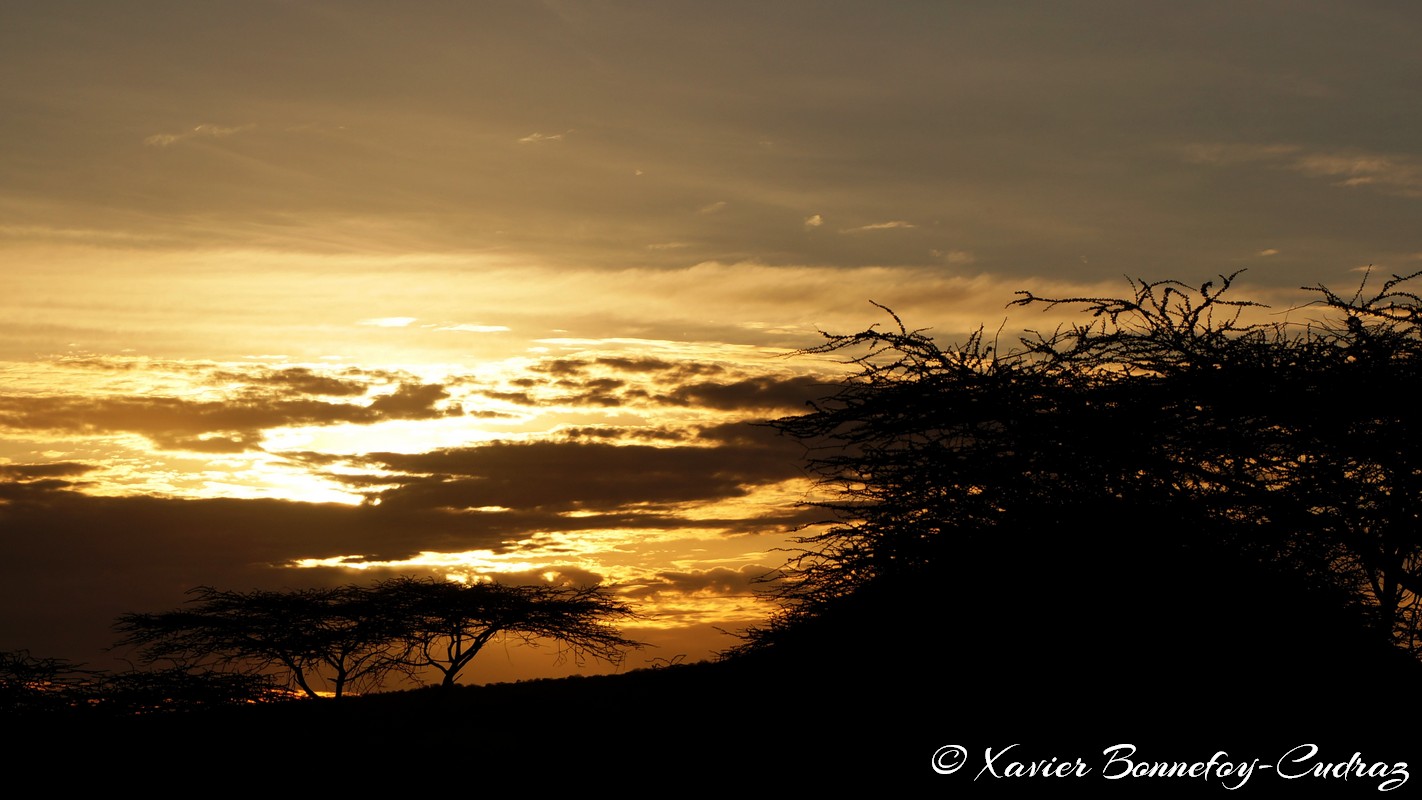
[3, 0, 1422, 687]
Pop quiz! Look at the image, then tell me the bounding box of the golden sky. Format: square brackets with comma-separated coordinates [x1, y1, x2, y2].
[3, 1, 1422, 686]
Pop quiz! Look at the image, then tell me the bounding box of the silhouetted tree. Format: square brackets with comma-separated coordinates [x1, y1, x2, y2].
[1014, 271, 1422, 652]
[374, 577, 643, 689]
[91, 667, 291, 714]
[2, 648, 291, 715]
[115, 585, 406, 699]
[115, 579, 643, 697]
[0, 649, 91, 713]
[749, 271, 1422, 659]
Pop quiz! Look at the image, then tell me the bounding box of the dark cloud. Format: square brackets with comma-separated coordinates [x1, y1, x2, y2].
[0, 462, 97, 481]
[657, 375, 826, 411]
[354, 439, 803, 513]
[214, 366, 369, 397]
[694, 420, 796, 449]
[621, 565, 773, 600]
[480, 390, 538, 405]
[476, 372, 825, 412]
[468, 409, 519, 419]
[0, 482, 399, 663]
[477, 386, 623, 408]
[532, 356, 728, 378]
[557, 377, 625, 393]
[0, 466, 809, 667]
[531, 359, 588, 378]
[560, 425, 686, 443]
[555, 418, 797, 449]
[0, 478, 563, 662]
[367, 383, 455, 418]
[0, 382, 457, 452]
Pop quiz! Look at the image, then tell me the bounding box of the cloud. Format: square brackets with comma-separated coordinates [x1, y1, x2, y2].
[435, 323, 511, 333]
[476, 385, 623, 408]
[530, 356, 725, 378]
[193, 123, 249, 137]
[0, 462, 97, 481]
[518, 131, 571, 144]
[1290, 152, 1422, 195]
[559, 425, 686, 443]
[366, 383, 456, 418]
[472, 368, 820, 412]
[1183, 142, 1422, 197]
[0, 474, 800, 675]
[1179, 143, 1304, 166]
[1258, 249, 1280, 257]
[358, 317, 419, 327]
[143, 133, 182, 147]
[932, 249, 976, 265]
[600, 357, 725, 376]
[698, 201, 728, 215]
[143, 123, 254, 147]
[656, 375, 825, 411]
[211, 366, 370, 397]
[348, 438, 804, 513]
[621, 565, 771, 600]
[0, 382, 458, 452]
[0, 480, 537, 663]
[841, 220, 915, 233]
[804, 214, 823, 228]
[693, 420, 797, 448]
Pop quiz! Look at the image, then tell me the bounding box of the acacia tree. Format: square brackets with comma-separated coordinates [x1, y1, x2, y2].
[0, 649, 91, 713]
[114, 585, 407, 699]
[115, 579, 643, 696]
[1014, 271, 1422, 651]
[751, 271, 1422, 658]
[2, 648, 286, 714]
[374, 577, 642, 689]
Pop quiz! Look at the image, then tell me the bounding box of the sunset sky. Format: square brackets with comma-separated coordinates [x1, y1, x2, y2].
[4, 1, 1422, 686]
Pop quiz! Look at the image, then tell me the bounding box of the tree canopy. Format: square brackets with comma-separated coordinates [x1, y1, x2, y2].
[115, 578, 642, 698]
[747, 271, 1422, 671]
[373, 577, 643, 689]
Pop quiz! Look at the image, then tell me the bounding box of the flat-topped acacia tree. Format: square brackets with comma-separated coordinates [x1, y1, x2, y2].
[115, 584, 401, 699]
[115, 579, 642, 697]
[372, 577, 643, 689]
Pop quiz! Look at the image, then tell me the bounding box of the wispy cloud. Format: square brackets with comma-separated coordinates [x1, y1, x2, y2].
[804, 214, 823, 229]
[1290, 152, 1422, 194]
[144, 123, 254, 147]
[518, 130, 572, 144]
[932, 249, 976, 265]
[1183, 142, 1422, 198]
[0, 225, 166, 245]
[1258, 248, 1280, 257]
[358, 317, 418, 328]
[698, 201, 728, 215]
[1179, 142, 1303, 166]
[435, 323, 511, 333]
[841, 220, 915, 233]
